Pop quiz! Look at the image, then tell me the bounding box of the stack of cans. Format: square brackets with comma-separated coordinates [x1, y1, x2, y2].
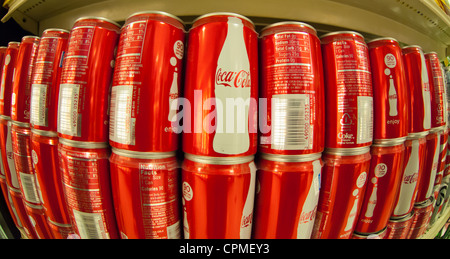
[108, 11, 185, 239]
[312, 31, 373, 239]
[181, 13, 258, 239]
[252, 21, 324, 239]
[57, 17, 121, 239]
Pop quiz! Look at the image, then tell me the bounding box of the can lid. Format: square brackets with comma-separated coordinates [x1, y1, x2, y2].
[74, 16, 121, 28]
[58, 138, 109, 149]
[0, 46, 6, 49]
[8, 42, 20, 46]
[0, 115, 11, 121]
[22, 35, 40, 40]
[424, 51, 438, 56]
[366, 37, 399, 44]
[193, 12, 254, 28]
[390, 210, 415, 221]
[43, 28, 70, 34]
[126, 11, 185, 26]
[414, 197, 434, 208]
[320, 30, 364, 40]
[260, 152, 322, 162]
[185, 153, 254, 165]
[11, 120, 30, 128]
[325, 146, 370, 156]
[402, 45, 422, 50]
[260, 21, 317, 36]
[30, 128, 58, 137]
[372, 137, 406, 147]
[407, 131, 429, 139]
[112, 147, 176, 159]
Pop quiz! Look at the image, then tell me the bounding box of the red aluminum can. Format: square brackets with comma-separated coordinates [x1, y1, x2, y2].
[11, 36, 40, 123]
[181, 154, 256, 239]
[391, 134, 427, 217]
[0, 175, 22, 230]
[312, 147, 371, 239]
[0, 42, 20, 116]
[402, 45, 432, 134]
[415, 130, 440, 203]
[438, 128, 448, 177]
[355, 140, 405, 234]
[407, 198, 433, 239]
[57, 17, 120, 142]
[384, 211, 414, 239]
[24, 201, 53, 239]
[109, 12, 185, 152]
[425, 52, 447, 129]
[321, 31, 373, 149]
[30, 29, 70, 132]
[182, 12, 258, 157]
[258, 22, 324, 155]
[11, 122, 43, 206]
[110, 148, 181, 239]
[0, 46, 6, 88]
[8, 186, 37, 239]
[367, 38, 409, 141]
[58, 138, 118, 239]
[253, 152, 322, 239]
[0, 117, 20, 190]
[0, 116, 9, 180]
[31, 129, 71, 224]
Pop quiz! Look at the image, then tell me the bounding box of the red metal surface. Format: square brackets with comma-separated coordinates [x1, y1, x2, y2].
[0, 42, 19, 116]
[424, 52, 447, 129]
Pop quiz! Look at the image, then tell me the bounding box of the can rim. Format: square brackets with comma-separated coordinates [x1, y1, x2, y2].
[260, 152, 322, 162]
[24, 201, 44, 210]
[193, 12, 254, 27]
[0, 46, 6, 49]
[47, 219, 72, 228]
[325, 146, 370, 156]
[111, 147, 176, 159]
[43, 28, 70, 34]
[11, 120, 30, 128]
[22, 35, 40, 40]
[260, 21, 317, 34]
[185, 153, 254, 165]
[8, 41, 20, 46]
[320, 30, 364, 39]
[74, 16, 121, 28]
[58, 138, 109, 149]
[414, 197, 434, 208]
[402, 45, 422, 50]
[424, 51, 438, 56]
[430, 125, 446, 133]
[30, 128, 58, 137]
[366, 37, 399, 44]
[126, 10, 185, 26]
[0, 115, 11, 121]
[407, 131, 429, 139]
[372, 137, 406, 147]
[353, 227, 386, 238]
[390, 210, 415, 221]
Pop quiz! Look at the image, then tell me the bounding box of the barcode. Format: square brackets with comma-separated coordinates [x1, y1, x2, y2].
[73, 209, 109, 239]
[30, 84, 48, 126]
[167, 221, 181, 239]
[271, 94, 311, 150]
[109, 85, 134, 145]
[58, 84, 80, 136]
[357, 96, 373, 144]
[19, 172, 41, 204]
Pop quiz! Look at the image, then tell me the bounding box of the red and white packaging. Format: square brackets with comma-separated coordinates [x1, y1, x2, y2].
[8, 186, 37, 239]
[384, 211, 414, 239]
[30, 29, 69, 132]
[355, 141, 405, 234]
[57, 17, 120, 142]
[0, 118, 19, 190]
[109, 11, 185, 152]
[312, 147, 370, 239]
[24, 201, 53, 239]
[253, 153, 322, 239]
[407, 198, 433, 239]
[402, 45, 431, 135]
[181, 154, 256, 239]
[110, 148, 181, 239]
[415, 130, 440, 203]
[183, 12, 258, 157]
[31, 129, 71, 225]
[11, 36, 40, 124]
[58, 139, 118, 239]
[258, 22, 324, 155]
[321, 31, 373, 149]
[367, 38, 408, 142]
[425, 52, 447, 129]
[391, 134, 427, 217]
[0, 42, 19, 116]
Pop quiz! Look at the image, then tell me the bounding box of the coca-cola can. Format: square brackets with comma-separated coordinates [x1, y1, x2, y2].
[367, 38, 408, 141]
[402, 45, 432, 134]
[0, 46, 6, 91]
[57, 17, 120, 142]
[0, 118, 19, 190]
[355, 140, 405, 234]
[321, 31, 373, 149]
[258, 22, 324, 155]
[407, 198, 433, 239]
[8, 186, 37, 239]
[384, 211, 414, 239]
[415, 130, 440, 203]
[11, 36, 40, 123]
[425, 52, 447, 129]
[11, 121, 43, 206]
[253, 152, 322, 239]
[30, 29, 70, 132]
[391, 134, 427, 217]
[58, 138, 119, 239]
[24, 201, 53, 239]
[110, 148, 181, 239]
[352, 227, 387, 239]
[312, 147, 370, 239]
[31, 129, 71, 224]
[437, 128, 448, 178]
[430, 184, 447, 226]
[109, 11, 185, 152]
[181, 154, 256, 239]
[0, 42, 20, 116]
[183, 12, 258, 157]
[47, 220, 76, 239]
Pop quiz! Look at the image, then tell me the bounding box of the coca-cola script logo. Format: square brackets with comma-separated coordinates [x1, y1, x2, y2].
[215, 68, 251, 88]
[241, 212, 253, 228]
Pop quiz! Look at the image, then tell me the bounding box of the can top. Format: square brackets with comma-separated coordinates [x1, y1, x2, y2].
[260, 152, 322, 163]
[407, 131, 429, 140]
[31, 128, 58, 138]
[414, 197, 433, 208]
[74, 16, 121, 29]
[112, 147, 176, 159]
[43, 28, 70, 34]
[260, 21, 317, 37]
[424, 51, 438, 56]
[320, 30, 364, 40]
[390, 210, 414, 221]
[0, 46, 6, 49]
[192, 12, 255, 29]
[22, 35, 40, 40]
[8, 42, 20, 47]
[58, 137, 109, 149]
[185, 153, 254, 165]
[367, 37, 399, 44]
[402, 45, 422, 50]
[11, 120, 30, 128]
[126, 11, 185, 28]
[0, 115, 11, 121]
[372, 137, 406, 147]
[325, 146, 370, 156]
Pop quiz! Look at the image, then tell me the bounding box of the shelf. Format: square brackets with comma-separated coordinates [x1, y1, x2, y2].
[420, 205, 450, 239]
[2, 0, 450, 58]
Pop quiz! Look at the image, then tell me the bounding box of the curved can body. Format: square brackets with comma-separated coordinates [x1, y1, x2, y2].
[0, 42, 19, 116]
[424, 52, 447, 129]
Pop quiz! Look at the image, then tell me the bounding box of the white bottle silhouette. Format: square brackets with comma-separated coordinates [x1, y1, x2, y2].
[240, 162, 256, 239]
[394, 139, 420, 215]
[365, 177, 378, 218]
[213, 16, 251, 155]
[344, 189, 359, 231]
[426, 133, 440, 198]
[168, 69, 179, 122]
[388, 76, 398, 116]
[419, 49, 431, 130]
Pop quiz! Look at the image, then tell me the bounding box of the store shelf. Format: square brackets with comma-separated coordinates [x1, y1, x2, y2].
[420, 206, 450, 239]
[2, 0, 450, 57]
